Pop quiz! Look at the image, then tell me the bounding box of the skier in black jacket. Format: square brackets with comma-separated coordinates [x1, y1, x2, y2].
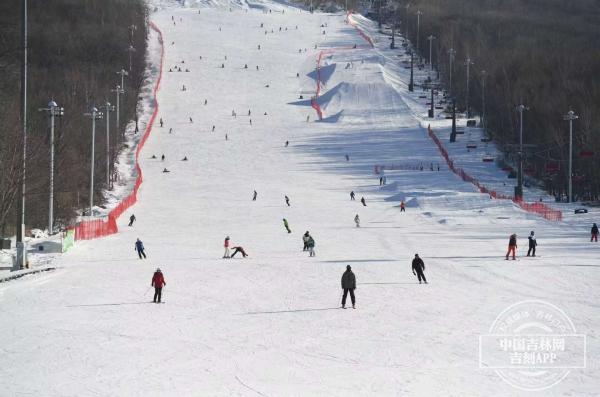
[527, 231, 537, 257]
[412, 254, 427, 284]
[341, 265, 356, 308]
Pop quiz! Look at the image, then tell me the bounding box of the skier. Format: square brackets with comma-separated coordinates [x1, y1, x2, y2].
[527, 231, 537, 257]
[412, 254, 427, 284]
[162, 168, 170, 173]
[302, 231, 310, 251]
[252, 190, 257, 201]
[505, 234, 517, 260]
[285, 140, 289, 147]
[248, 109, 251, 116]
[159, 118, 163, 127]
[345, 154, 350, 161]
[340, 265, 356, 309]
[128, 214, 136, 227]
[361, 197, 367, 206]
[379, 177, 383, 186]
[400, 201, 405, 212]
[135, 238, 146, 259]
[285, 195, 290, 206]
[350, 191, 355, 200]
[230, 246, 248, 258]
[354, 214, 360, 227]
[161, 154, 165, 161]
[283, 218, 291, 233]
[182, 156, 188, 161]
[223, 236, 230, 258]
[307, 234, 315, 257]
[189, 117, 193, 123]
[151, 268, 166, 303]
[212, 125, 215, 132]
[592, 223, 599, 242]
[204, 99, 208, 105]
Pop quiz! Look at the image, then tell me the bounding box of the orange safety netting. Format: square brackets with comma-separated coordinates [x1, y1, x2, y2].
[74, 22, 164, 240]
[428, 126, 562, 221]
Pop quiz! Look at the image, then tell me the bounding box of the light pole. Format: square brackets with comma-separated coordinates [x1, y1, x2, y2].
[127, 45, 136, 72]
[128, 24, 137, 43]
[464, 57, 474, 118]
[448, 48, 455, 95]
[15, 0, 28, 271]
[563, 110, 578, 203]
[84, 107, 103, 217]
[404, 4, 410, 40]
[100, 102, 115, 189]
[480, 70, 487, 130]
[516, 104, 527, 199]
[416, 10, 422, 57]
[38, 101, 64, 235]
[427, 35, 435, 72]
[409, 50, 414, 92]
[111, 83, 125, 139]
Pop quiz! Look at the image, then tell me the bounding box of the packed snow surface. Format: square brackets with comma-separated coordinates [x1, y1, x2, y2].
[1, 1, 599, 396]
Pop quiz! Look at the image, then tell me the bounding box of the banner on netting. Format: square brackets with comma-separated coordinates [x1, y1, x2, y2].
[62, 229, 75, 253]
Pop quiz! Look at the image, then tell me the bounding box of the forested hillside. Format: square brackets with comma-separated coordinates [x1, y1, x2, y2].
[0, 0, 148, 236]
[312, 0, 600, 201]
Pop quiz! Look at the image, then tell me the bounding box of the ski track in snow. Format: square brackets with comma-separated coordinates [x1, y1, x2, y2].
[0, 1, 599, 396]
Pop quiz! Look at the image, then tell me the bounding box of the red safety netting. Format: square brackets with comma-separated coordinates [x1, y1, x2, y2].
[74, 22, 164, 240]
[427, 126, 562, 221]
[347, 11, 375, 48]
[310, 13, 374, 121]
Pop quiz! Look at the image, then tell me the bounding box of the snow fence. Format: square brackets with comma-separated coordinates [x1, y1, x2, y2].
[427, 126, 562, 222]
[74, 22, 164, 240]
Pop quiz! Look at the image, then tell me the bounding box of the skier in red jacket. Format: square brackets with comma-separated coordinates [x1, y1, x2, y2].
[151, 268, 166, 303]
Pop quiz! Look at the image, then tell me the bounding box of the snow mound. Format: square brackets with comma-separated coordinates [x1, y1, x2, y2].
[317, 81, 410, 122]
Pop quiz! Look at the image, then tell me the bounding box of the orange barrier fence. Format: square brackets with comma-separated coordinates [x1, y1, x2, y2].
[74, 22, 164, 240]
[427, 126, 562, 221]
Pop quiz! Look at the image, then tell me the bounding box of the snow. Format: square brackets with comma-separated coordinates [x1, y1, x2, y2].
[1, 1, 599, 396]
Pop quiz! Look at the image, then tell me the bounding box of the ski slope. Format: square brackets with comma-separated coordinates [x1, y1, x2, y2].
[1, 1, 599, 396]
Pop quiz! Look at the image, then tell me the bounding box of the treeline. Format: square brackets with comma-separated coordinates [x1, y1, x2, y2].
[394, 0, 600, 201]
[0, 0, 148, 237]
[310, 0, 600, 201]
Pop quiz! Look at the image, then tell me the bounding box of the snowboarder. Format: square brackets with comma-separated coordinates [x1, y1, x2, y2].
[302, 231, 310, 251]
[361, 197, 367, 206]
[350, 191, 355, 200]
[151, 268, 166, 303]
[162, 168, 170, 173]
[307, 234, 315, 256]
[252, 190, 257, 201]
[592, 223, 599, 242]
[283, 218, 291, 233]
[128, 214, 136, 227]
[223, 236, 231, 258]
[412, 254, 427, 284]
[285, 195, 290, 206]
[230, 246, 248, 258]
[135, 238, 146, 259]
[182, 156, 188, 161]
[527, 231, 537, 257]
[341, 265, 356, 309]
[506, 234, 517, 260]
[354, 214, 360, 227]
[400, 201, 405, 212]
